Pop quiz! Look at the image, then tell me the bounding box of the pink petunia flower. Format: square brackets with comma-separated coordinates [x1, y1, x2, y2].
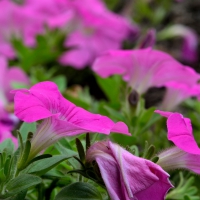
[0, 0, 39, 57]
[59, 0, 139, 69]
[160, 82, 200, 111]
[158, 24, 198, 63]
[0, 0, 138, 67]
[0, 101, 17, 146]
[155, 110, 200, 174]
[0, 55, 29, 146]
[12, 81, 130, 159]
[92, 48, 200, 94]
[0, 0, 70, 58]
[155, 110, 200, 154]
[0, 55, 29, 103]
[86, 141, 173, 200]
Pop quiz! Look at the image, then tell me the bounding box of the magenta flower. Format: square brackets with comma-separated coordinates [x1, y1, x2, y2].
[12, 81, 130, 159]
[0, 56, 28, 146]
[158, 24, 198, 63]
[59, 0, 139, 69]
[0, 55, 29, 104]
[0, 0, 70, 58]
[155, 110, 200, 174]
[0, 101, 17, 146]
[92, 48, 200, 94]
[86, 141, 173, 200]
[155, 110, 200, 154]
[160, 82, 200, 111]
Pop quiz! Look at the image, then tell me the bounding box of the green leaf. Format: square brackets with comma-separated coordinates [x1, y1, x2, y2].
[64, 93, 90, 110]
[23, 155, 72, 176]
[27, 154, 52, 165]
[55, 182, 103, 200]
[76, 138, 85, 163]
[138, 113, 161, 135]
[0, 168, 6, 182]
[4, 156, 12, 177]
[86, 133, 91, 151]
[184, 195, 191, 200]
[55, 142, 80, 169]
[95, 75, 121, 103]
[5, 174, 41, 197]
[11, 81, 29, 90]
[11, 190, 27, 200]
[8, 148, 21, 180]
[103, 105, 126, 121]
[17, 140, 31, 170]
[19, 122, 37, 141]
[0, 139, 15, 155]
[51, 75, 67, 93]
[59, 138, 73, 150]
[138, 107, 155, 125]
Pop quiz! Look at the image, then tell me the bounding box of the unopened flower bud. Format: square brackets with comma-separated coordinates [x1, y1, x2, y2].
[128, 90, 139, 106]
[139, 29, 156, 49]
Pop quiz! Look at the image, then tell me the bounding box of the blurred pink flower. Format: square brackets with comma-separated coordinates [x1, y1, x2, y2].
[158, 24, 198, 63]
[160, 82, 200, 111]
[12, 81, 130, 158]
[0, 0, 70, 58]
[0, 101, 17, 146]
[92, 48, 200, 94]
[86, 141, 173, 200]
[59, 0, 139, 69]
[0, 0, 138, 67]
[0, 0, 43, 57]
[0, 55, 29, 146]
[0, 55, 29, 103]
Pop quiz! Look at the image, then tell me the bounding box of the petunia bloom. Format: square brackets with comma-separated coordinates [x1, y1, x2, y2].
[0, 0, 70, 58]
[59, 0, 139, 69]
[0, 55, 29, 145]
[0, 101, 17, 146]
[155, 110, 200, 174]
[12, 81, 130, 159]
[92, 48, 200, 94]
[0, 55, 29, 104]
[158, 24, 198, 63]
[86, 141, 173, 200]
[159, 82, 200, 111]
[155, 110, 200, 154]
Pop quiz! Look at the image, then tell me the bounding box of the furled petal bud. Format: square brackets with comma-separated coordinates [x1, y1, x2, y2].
[138, 29, 156, 49]
[86, 141, 173, 200]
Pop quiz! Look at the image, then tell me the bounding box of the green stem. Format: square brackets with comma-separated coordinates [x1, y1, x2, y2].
[45, 179, 59, 200]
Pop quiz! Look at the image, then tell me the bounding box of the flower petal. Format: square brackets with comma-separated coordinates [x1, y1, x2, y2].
[167, 113, 200, 154]
[59, 96, 131, 135]
[155, 110, 200, 154]
[12, 81, 61, 122]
